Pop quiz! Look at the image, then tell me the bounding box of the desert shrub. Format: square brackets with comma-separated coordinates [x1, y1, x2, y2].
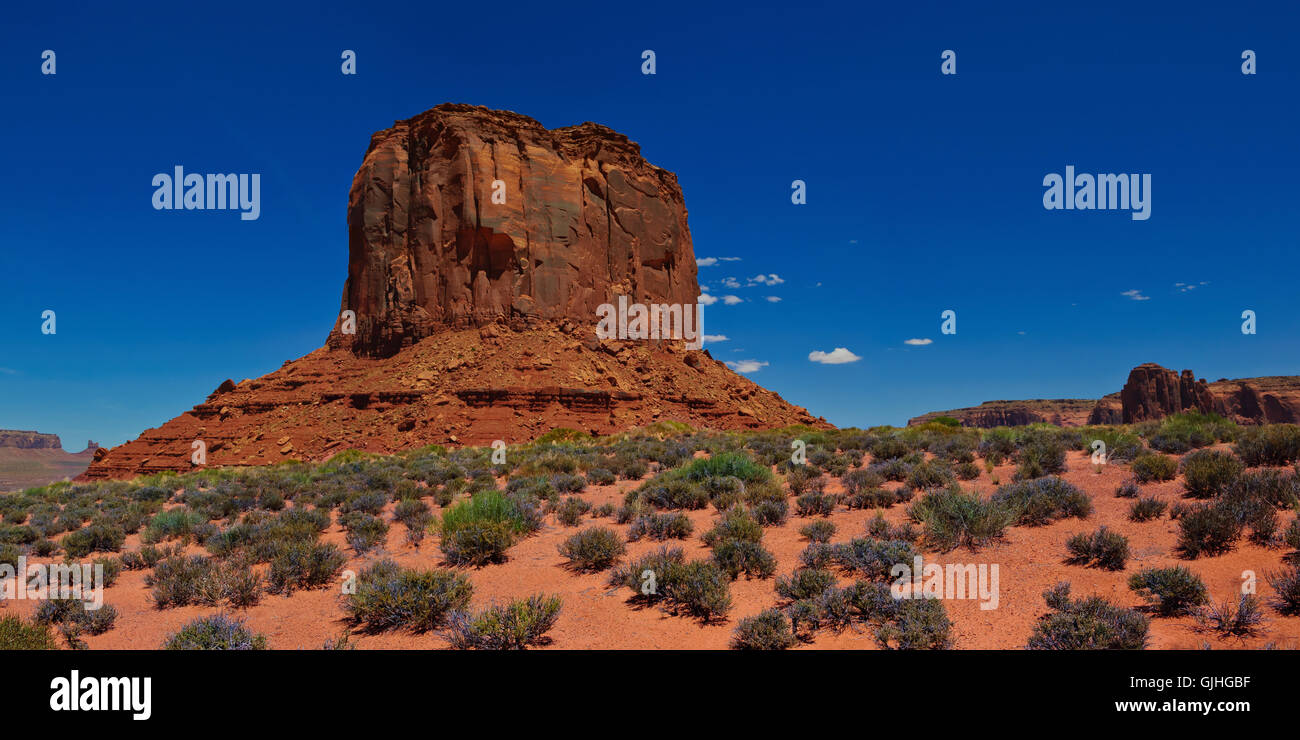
[267, 542, 346, 594]
[845, 486, 898, 510]
[553, 496, 592, 527]
[1225, 469, 1300, 510]
[711, 538, 777, 580]
[121, 543, 182, 570]
[438, 490, 535, 565]
[905, 461, 955, 492]
[731, 609, 797, 650]
[991, 476, 1091, 526]
[1176, 504, 1242, 558]
[834, 537, 918, 581]
[701, 507, 762, 547]
[870, 459, 912, 482]
[1235, 425, 1300, 467]
[627, 512, 693, 541]
[636, 476, 709, 510]
[1128, 566, 1209, 616]
[0, 614, 59, 649]
[344, 559, 473, 632]
[784, 465, 823, 496]
[750, 499, 789, 526]
[608, 546, 684, 603]
[591, 502, 616, 518]
[551, 473, 586, 494]
[907, 486, 1012, 551]
[141, 508, 205, 544]
[795, 492, 836, 517]
[1027, 582, 1148, 650]
[163, 614, 268, 650]
[798, 542, 839, 570]
[341, 512, 389, 554]
[1065, 526, 1130, 570]
[977, 429, 1016, 465]
[1083, 428, 1144, 462]
[660, 560, 732, 621]
[1266, 565, 1300, 615]
[147, 556, 218, 608]
[776, 568, 837, 602]
[1115, 479, 1141, 499]
[339, 491, 388, 516]
[874, 597, 952, 650]
[865, 512, 918, 542]
[1180, 450, 1243, 498]
[393, 498, 433, 546]
[558, 527, 625, 572]
[954, 461, 981, 481]
[1285, 519, 1300, 552]
[1198, 594, 1266, 637]
[681, 451, 770, 484]
[841, 468, 884, 496]
[61, 523, 125, 558]
[586, 468, 616, 486]
[800, 519, 836, 543]
[446, 594, 562, 650]
[1128, 496, 1167, 522]
[1014, 431, 1068, 480]
[1148, 412, 1237, 454]
[1132, 454, 1177, 483]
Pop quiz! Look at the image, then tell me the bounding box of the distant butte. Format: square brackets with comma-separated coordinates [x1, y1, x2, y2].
[81, 104, 824, 480]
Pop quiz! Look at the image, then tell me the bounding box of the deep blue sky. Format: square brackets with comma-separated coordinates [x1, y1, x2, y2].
[2, 1, 1297, 448]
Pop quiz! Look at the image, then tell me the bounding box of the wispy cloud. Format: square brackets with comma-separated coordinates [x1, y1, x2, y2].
[726, 359, 768, 373]
[903, 338, 932, 346]
[808, 347, 861, 365]
[702, 334, 728, 343]
[697, 256, 740, 267]
[698, 293, 718, 306]
[748, 274, 784, 286]
[765, 296, 782, 303]
[1121, 289, 1150, 301]
[721, 295, 743, 305]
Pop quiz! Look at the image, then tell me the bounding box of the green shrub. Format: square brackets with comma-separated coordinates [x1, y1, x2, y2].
[1115, 479, 1141, 498]
[711, 538, 777, 580]
[393, 498, 433, 546]
[1065, 526, 1130, 570]
[1266, 564, 1300, 615]
[991, 477, 1091, 526]
[661, 560, 732, 621]
[1197, 594, 1266, 637]
[147, 555, 218, 608]
[1014, 432, 1068, 480]
[1128, 566, 1209, 616]
[701, 507, 762, 547]
[553, 496, 592, 527]
[1148, 412, 1237, 454]
[61, 523, 125, 558]
[833, 538, 919, 581]
[627, 512, 693, 541]
[586, 468, 617, 486]
[344, 559, 473, 632]
[1176, 504, 1241, 558]
[163, 614, 268, 650]
[1180, 450, 1243, 498]
[1234, 424, 1300, 466]
[795, 492, 836, 517]
[1128, 496, 1167, 522]
[267, 542, 346, 594]
[776, 568, 836, 602]
[751, 499, 789, 526]
[608, 546, 684, 603]
[1027, 582, 1148, 649]
[447, 594, 562, 649]
[907, 486, 1012, 551]
[558, 527, 625, 572]
[800, 519, 836, 543]
[341, 512, 389, 554]
[905, 461, 955, 492]
[438, 490, 536, 565]
[1132, 454, 1177, 483]
[0, 614, 59, 649]
[141, 508, 205, 544]
[731, 609, 797, 649]
[874, 597, 952, 650]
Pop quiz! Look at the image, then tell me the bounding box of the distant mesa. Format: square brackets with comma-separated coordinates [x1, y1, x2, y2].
[81, 104, 824, 480]
[0, 430, 97, 492]
[910, 362, 1300, 428]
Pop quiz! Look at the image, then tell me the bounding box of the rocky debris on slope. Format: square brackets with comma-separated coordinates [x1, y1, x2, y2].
[80, 104, 823, 480]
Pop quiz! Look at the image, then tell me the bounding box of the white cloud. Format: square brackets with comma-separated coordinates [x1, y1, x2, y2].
[721, 277, 741, 289]
[808, 347, 862, 365]
[748, 274, 784, 286]
[904, 338, 933, 346]
[702, 334, 728, 343]
[1121, 289, 1150, 301]
[721, 295, 743, 305]
[765, 296, 782, 303]
[726, 359, 768, 373]
[697, 257, 717, 267]
[698, 293, 718, 306]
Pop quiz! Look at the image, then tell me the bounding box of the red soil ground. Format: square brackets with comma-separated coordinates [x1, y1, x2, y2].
[7, 448, 1299, 649]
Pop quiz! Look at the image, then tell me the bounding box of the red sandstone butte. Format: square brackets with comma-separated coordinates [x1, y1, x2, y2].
[81, 104, 824, 480]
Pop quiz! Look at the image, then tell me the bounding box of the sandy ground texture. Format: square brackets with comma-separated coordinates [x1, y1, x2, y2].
[5, 448, 1299, 650]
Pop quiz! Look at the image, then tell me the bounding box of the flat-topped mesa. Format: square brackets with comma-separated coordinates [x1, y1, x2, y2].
[328, 103, 699, 358]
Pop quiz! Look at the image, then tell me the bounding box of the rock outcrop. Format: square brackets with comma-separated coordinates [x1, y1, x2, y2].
[1118, 363, 1224, 423]
[81, 104, 824, 480]
[0, 430, 96, 491]
[908, 399, 1100, 428]
[329, 103, 698, 358]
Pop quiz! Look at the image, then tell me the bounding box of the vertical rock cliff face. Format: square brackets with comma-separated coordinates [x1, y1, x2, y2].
[1118, 363, 1224, 423]
[330, 104, 699, 358]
